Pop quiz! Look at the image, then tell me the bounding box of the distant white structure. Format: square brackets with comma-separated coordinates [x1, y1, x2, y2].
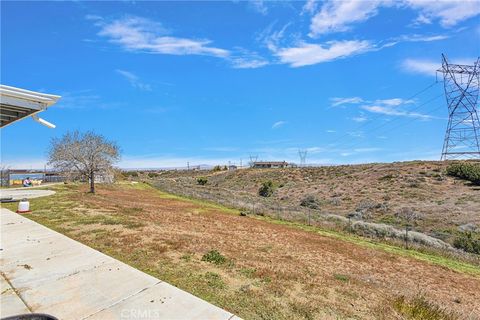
[0, 85, 60, 128]
[252, 161, 288, 169]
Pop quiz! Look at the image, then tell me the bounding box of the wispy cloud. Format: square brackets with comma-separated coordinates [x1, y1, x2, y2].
[93, 16, 229, 58]
[406, 0, 480, 28]
[91, 15, 271, 69]
[116, 69, 152, 91]
[332, 96, 434, 120]
[307, 0, 480, 37]
[55, 90, 122, 110]
[401, 57, 477, 76]
[230, 48, 269, 69]
[273, 40, 373, 67]
[301, 0, 319, 15]
[249, 0, 268, 15]
[401, 59, 439, 76]
[309, 0, 384, 37]
[361, 98, 433, 120]
[330, 97, 364, 107]
[272, 120, 287, 129]
[352, 115, 368, 122]
[396, 34, 449, 42]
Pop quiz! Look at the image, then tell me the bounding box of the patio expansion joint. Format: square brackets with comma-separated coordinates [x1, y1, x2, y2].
[1, 271, 32, 313]
[81, 280, 163, 320]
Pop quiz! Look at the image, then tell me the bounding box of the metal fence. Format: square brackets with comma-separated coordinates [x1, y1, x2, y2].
[151, 179, 337, 228]
[150, 178, 455, 251]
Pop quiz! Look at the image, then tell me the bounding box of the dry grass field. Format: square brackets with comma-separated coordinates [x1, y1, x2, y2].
[4, 181, 479, 319]
[147, 161, 480, 248]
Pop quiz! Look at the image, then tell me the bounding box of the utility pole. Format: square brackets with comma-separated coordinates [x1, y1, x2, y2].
[249, 155, 258, 167]
[298, 149, 307, 167]
[438, 54, 480, 160]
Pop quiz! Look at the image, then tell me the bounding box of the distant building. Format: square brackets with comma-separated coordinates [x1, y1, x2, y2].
[252, 161, 288, 169]
[228, 165, 237, 171]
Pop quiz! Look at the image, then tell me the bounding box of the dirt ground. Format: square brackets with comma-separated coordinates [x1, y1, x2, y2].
[14, 183, 480, 320]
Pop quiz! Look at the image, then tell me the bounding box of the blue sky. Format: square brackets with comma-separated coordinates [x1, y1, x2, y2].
[1, 1, 479, 169]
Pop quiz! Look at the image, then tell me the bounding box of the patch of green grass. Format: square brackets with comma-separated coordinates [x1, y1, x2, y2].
[333, 274, 350, 282]
[204, 272, 226, 289]
[392, 295, 458, 320]
[202, 250, 227, 265]
[239, 267, 257, 278]
[180, 253, 193, 262]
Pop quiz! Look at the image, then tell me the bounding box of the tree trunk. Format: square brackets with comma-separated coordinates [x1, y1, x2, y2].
[90, 171, 95, 193]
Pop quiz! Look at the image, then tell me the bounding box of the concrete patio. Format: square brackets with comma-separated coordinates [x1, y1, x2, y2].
[0, 208, 238, 319]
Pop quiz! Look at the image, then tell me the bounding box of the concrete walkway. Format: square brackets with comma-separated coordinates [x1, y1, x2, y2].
[0, 208, 238, 319]
[0, 188, 56, 200]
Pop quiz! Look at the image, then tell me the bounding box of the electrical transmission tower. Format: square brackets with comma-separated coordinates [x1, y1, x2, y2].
[438, 54, 480, 160]
[249, 154, 258, 167]
[298, 149, 307, 167]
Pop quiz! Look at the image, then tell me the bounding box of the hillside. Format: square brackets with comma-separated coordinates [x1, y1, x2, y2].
[147, 161, 480, 250]
[5, 183, 479, 319]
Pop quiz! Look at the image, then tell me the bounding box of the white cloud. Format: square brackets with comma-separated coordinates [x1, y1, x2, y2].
[231, 57, 269, 69]
[361, 104, 432, 120]
[308, 0, 480, 37]
[412, 14, 432, 25]
[352, 115, 368, 122]
[331, 95, 433, 120]
[401, 58, 439, 76]
[94, 16, 229, 58]
[230, 48, 269, 69]
[116, 69, 152, 91]
[401, 57, 477, 76]
[330, 97, 364, 107]
[274, 40, 373, 67]
[309, 0, 385, 36]
[405, 0, 480, 27]
[301, 0, 318, 15]
[272, 121, 287, 129]
[374, 98, 415, 106]
[249, 0, 268, 15]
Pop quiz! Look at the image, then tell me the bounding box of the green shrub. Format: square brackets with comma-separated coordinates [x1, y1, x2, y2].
[300, 195, 321, 209]
[453, 232, 480, 254]
[212, 165, 222, 172]
[258, 180, 275, 197]
[202, 250, 226, 265]
[123, 171, 138, 177]
[197, 177, 208, 185]
[446, 162, 480, 185]
[147, 172, 158, 178]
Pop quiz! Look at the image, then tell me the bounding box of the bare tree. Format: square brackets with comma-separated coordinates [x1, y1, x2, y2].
[48, 131, 120, 193]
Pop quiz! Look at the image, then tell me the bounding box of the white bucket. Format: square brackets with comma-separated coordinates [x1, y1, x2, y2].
[17, 199, 30, 213]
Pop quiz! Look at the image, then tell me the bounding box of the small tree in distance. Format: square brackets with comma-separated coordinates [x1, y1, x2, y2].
[48, 131, 120, 193]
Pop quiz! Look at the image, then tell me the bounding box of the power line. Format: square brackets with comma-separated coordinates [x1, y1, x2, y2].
[325, 81, 440, 149]
[332, 92, 444, 152]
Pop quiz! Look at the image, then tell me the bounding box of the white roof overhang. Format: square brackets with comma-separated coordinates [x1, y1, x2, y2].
[0, 85, 61, 128]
